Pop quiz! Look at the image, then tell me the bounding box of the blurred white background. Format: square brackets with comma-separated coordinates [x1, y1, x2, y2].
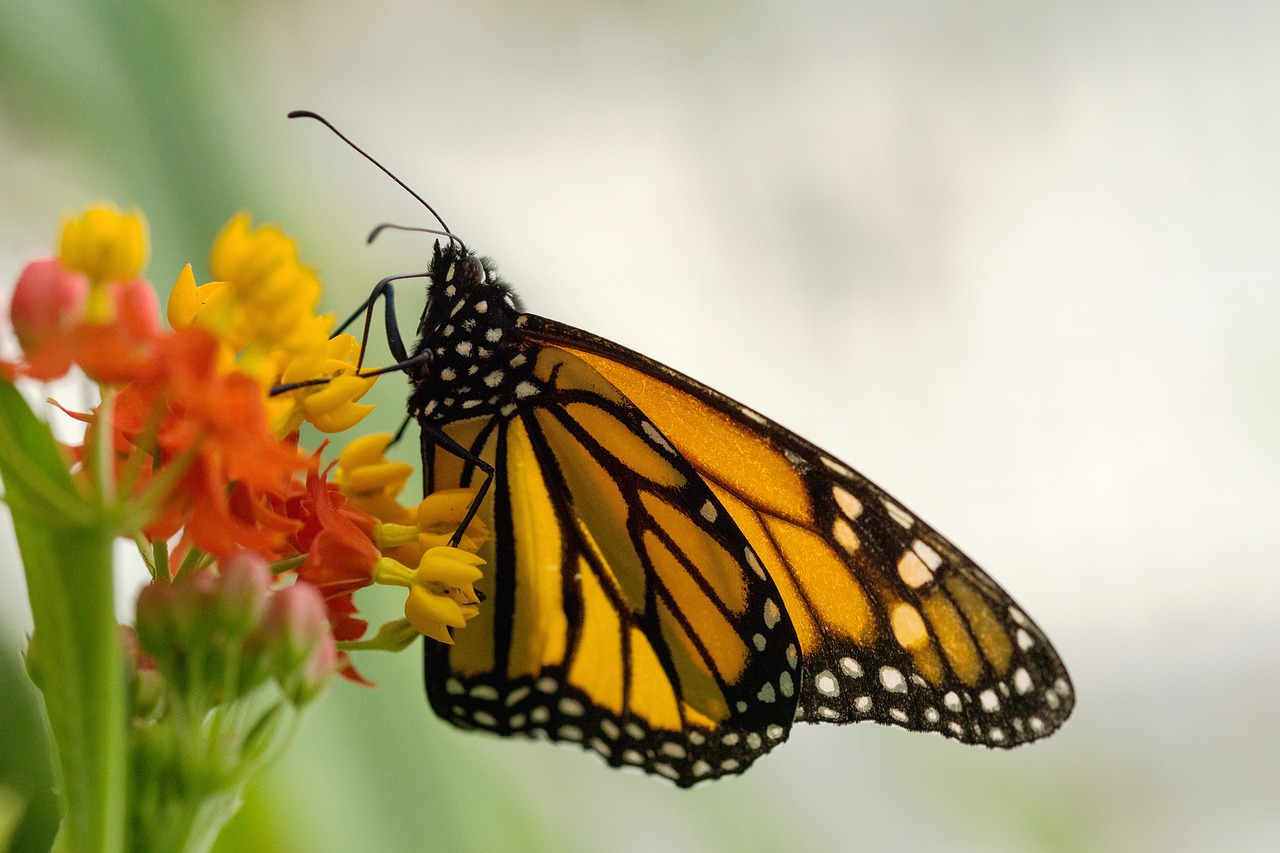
[2, 1, 1278, 850]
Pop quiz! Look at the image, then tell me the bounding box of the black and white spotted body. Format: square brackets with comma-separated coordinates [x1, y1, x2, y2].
[407, 243, 532, 423]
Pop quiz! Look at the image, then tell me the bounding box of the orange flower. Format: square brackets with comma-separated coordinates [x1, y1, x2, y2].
[293, 465, 379, 602]
[111, 327, 304, 557]
[73, 277, 161, 384]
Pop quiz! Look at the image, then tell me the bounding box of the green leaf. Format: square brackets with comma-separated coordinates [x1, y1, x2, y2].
[0, 382, 88, 525]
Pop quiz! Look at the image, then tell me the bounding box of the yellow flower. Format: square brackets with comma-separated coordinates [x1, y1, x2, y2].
[379, 547, 484, 645]
[166, 264, 244, 345]
[414, 489, 489, 552]
[209, 212, 324, 355]
[338, 435, 491, 644]
[271, 333, 376, 436]
[210, 212, 297, 291]
[334, 434, 415, 524]
[59, 204, 148, 283]
[165, 212, 380, 437]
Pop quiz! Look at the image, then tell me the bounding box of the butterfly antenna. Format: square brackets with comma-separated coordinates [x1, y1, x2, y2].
[288, 109, 454, 237]
[367, 222, 468, 255]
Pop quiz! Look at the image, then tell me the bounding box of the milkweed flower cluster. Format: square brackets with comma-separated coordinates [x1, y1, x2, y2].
[1, 204, 487, 853]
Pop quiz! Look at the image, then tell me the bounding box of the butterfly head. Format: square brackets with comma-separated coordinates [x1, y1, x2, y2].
[417, 241, 524, 332]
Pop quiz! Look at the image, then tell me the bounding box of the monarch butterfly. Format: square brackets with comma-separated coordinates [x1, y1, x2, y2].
[293, 112, 1074, 787]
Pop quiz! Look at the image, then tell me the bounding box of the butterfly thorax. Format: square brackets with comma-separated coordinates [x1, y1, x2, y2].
[407, 243, 533, 422]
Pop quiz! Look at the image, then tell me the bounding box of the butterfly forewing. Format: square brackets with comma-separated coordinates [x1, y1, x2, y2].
[419, 338, 802, 786]
[525, 317, 1075, 747]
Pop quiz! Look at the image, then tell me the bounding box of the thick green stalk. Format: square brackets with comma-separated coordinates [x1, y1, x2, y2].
[2, 382, 126, 853]
[19, 521, 125, 853]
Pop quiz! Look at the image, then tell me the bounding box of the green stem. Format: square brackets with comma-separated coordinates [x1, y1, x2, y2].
[18, 520, 126, 853]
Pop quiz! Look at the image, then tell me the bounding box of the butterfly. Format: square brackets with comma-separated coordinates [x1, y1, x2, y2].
[293, 111, 1074, 788]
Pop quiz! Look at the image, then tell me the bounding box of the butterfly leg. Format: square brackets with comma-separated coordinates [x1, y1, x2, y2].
[418, 421, 494, 548]
[271, 272, 432, 394]
[332, 272, 430, 368]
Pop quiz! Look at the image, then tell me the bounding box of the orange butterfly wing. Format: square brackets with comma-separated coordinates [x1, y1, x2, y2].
[525, 317, 1075, 747]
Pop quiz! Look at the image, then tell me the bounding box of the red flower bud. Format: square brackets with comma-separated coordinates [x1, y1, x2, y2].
[9, 257, 87, 379]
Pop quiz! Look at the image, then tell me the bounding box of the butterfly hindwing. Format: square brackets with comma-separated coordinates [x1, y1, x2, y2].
[420, 343, 802, 786]
[524, 317, 1076, 747]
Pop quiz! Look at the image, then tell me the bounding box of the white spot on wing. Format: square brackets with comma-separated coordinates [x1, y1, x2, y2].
[832, 518, 860, 554]
[763, 598, 781, 629]
[832, 485, 863, 519]
[883, 500, 914, 529]
[470, 684, 499, 701]
[1014, 668, 1033, 695]
[821, 456, 853, 477]
[897, 550, 934, 588]
[815, 671, 839, 696]
[515, 381, 539, 399]
[912, 539, 943, 571]
[879, 666, 907, 693]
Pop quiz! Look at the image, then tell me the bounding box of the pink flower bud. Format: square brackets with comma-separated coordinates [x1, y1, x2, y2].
[9, 256, 87, 353]
[214, 551, 272, 637]
[261, 582, 336, 705]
